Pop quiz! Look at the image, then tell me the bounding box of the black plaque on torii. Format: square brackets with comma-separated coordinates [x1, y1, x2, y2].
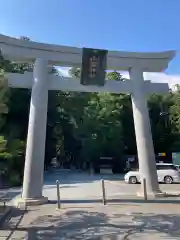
[80, 48, 108, 86]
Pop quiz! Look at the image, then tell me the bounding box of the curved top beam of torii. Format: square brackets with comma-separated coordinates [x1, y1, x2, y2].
[0, 34, 176, 72]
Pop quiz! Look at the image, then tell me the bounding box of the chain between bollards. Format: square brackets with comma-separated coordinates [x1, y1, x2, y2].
[101, 179, 106, 205]
[56, 180, 61, 209]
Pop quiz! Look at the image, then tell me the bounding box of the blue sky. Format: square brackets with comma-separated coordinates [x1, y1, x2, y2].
[0, 0, 180, 85]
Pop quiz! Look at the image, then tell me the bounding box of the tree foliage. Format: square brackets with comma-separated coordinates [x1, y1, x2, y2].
[106, 71, 124, 81]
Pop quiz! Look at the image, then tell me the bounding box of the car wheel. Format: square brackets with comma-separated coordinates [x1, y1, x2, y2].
[164, 176, 173, 184]
[129, 176, 138, 184]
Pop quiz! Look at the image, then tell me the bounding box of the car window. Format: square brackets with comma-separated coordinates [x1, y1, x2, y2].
[156, 164, 177, 170]
[131, 167, 138, 171]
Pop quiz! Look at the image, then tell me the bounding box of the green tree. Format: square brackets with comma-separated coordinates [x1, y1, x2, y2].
[106, 71, 125, 81]
[0, 71, 9, 115]
[168, 87, 180, 152]
[148, 93, 173, 156]
[68, 67, 81, 78]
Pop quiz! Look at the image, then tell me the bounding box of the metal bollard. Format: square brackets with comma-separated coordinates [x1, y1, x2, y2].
[142, 178, 147, 201]
[101, 179, 106, 205]
[56, 180, 61, 209]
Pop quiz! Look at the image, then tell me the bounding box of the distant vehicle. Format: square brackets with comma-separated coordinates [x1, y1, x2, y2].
[124, 163, 180, 184]
[93, 157, 122, 174]
[94, 157, 113, 174]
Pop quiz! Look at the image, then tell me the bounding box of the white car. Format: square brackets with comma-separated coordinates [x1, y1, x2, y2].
[124, 163, 180, 184]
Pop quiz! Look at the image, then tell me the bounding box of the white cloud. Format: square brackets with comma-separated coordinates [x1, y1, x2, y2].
[57, 67, 180, 89]
[143, 72, 180, 89]
[120, 71, 180, 88]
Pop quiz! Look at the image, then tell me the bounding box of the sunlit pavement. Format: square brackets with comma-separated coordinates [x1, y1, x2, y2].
[2, 169, 180, 204]
[2, 170, 180, 239]
[43, 169, 180, 202]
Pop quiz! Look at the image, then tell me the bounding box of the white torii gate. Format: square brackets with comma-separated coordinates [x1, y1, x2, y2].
[0, 34, 175, 205]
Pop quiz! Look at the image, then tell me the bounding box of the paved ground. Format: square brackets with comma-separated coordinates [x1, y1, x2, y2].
[1, 170, 180, 239]
[1, 201, 180, 239]
[2, 170, 180, 205]
[43, 170, 180, 202]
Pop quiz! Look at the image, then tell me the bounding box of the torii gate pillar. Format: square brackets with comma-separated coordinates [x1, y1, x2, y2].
[130, 68, 161, 196]
[21, 59, 49, 204]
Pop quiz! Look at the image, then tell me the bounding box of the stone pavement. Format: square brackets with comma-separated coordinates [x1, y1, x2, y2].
[43, 171, 180, 202]
[3, 171, 180, 205]
[1, 201, 180, 239]
[2, 170, 180, 239]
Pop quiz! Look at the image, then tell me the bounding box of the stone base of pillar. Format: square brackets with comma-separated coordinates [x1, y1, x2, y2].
[14, 196, 48, 207]
[137, 190, 166, 199]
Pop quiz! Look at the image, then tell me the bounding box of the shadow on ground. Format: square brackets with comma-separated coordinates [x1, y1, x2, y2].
[48, 197, 180, 205]
[2, 208, 180, 239]
[0, 188, 21, 201]
[43, 185, 78, 190]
